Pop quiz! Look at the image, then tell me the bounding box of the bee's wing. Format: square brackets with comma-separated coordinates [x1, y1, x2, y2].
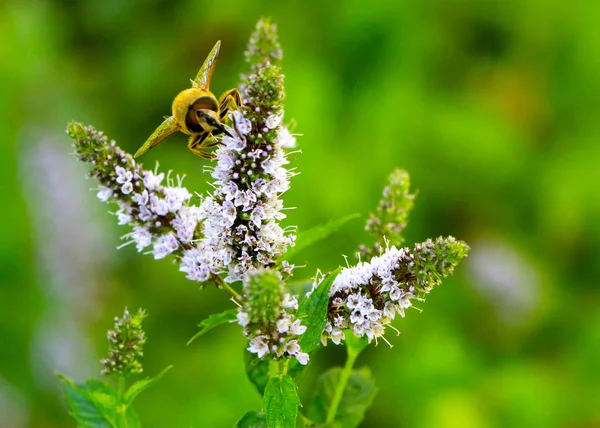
[134, 116, 180, 158]
[192, 40, 221, 91]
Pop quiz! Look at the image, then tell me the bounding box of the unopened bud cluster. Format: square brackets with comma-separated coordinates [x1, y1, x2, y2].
[322, 237, 469, 345]
[361, 169, 415, 257]
[101, 308, 147, 376]
[237, 269, 309, 365]
[244, 18, 283, 72]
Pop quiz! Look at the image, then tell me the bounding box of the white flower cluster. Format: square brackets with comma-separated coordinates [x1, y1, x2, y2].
[180, 111, 295, 283]
[322, 246, 418, 345]
[238, 291, 309, 365]
[96, 158, 201, 260]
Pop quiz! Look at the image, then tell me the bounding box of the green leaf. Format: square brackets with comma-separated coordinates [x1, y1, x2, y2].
[123, 365, 173, 406]
[236, 411, 267, 428]
[284, 214, 359, 261]
[56, 372, 118, 427]
[245, 350, 270, 396]
[307, 367, 377, 428]
[296, 268, 341, 354]
[188, 309, 238, 345]
[124, 406, 142, 428]
[264, 375, 301, 428]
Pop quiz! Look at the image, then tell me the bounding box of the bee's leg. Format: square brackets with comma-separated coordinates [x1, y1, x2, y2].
[187, 132, 214, 159]
[202, 128, 224, 147]
[202, 138, 221, 148]
[218, 88, 242, 120]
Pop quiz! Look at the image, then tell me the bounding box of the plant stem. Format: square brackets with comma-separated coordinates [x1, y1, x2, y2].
[118, 375, 125, 400]
[117, 376, 129, 428]
[269, 359, 281, 378]
[213, 275, 240, 299]
[326, 345, 359, 423]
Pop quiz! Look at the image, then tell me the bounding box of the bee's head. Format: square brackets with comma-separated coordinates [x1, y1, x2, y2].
[196, 109, 231, 137]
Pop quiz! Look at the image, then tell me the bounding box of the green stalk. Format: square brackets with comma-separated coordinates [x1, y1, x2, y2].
[326, 344, 360, 423]
[213, 275, 241, 300]
[269, 359, 282, 379]
[117, 375, 129, 428]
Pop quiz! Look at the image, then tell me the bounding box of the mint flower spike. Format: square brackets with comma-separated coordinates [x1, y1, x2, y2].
[67, 122, 202, 261]
[182, 25, 296, 284]
[237, 269, 308, 365]
[360, 168, 416, 258]
[322, 237, 469, 346]
[101, 308, 147, 376]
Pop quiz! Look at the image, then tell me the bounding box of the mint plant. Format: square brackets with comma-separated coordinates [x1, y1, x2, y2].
[57, 308, 171, 427]
[60, 18, 469, 428]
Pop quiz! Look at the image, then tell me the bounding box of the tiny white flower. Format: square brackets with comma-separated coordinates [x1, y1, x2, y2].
[295, 352, 309, 365]
[250, 205, 265, 227]
[131, 227, 152, 251]
[234, 190, 257, 210]
[117, 209, 132, 225]
[283, 339, 301, 355]
[164, 187, 191, 212]
[143, 171, 164, 190]
[248, 336, 269, 358]
[276, 317, 291, 333]
[281, 293, 298, 309]
[347, 293, 361, 310]
[237, 311, 250, 327]
[115, 166, 133, 184]
[289, 320, 307, 335]
[121, 181, 133, 194]
[233, 111, 252, 134]
[150, 194, 169, 216]
[152, 233, 178, 259]
[350, 310, 364, 325]
[97, 186, 113, 202]
[388, 285, 403, 301]
[281, 260, 295, 275]
[222, 200, 237, 225]
[265, 114, 282, 129]
[223, 134, 246, 151]
[383, 302, 397, 319]
[132, 190, 149, 205]
[277, 127, 297, 149]
[252, 178, 268, 195]
[330, 328, 345, 345]
[138, 205, 154, 222]
[217, 152, 236, 172]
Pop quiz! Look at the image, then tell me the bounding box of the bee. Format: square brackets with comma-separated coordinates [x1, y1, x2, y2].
[134, 41, 241, 159]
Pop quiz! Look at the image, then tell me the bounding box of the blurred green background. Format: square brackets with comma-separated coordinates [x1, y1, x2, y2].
[1, 0, 599, 427]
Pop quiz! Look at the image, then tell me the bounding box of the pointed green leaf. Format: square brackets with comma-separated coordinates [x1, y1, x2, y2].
[264, 375, 301, 428]
[284, 214, 360, 261]
[296, 268, 341, 354]
[307, 367, 377, 428]
[123, 365, 172, 405]
[244, 350, 270, 396]
[56, 372, 118, 427]
[188, 309, 238, 345]
[236, 411, 267, 427]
